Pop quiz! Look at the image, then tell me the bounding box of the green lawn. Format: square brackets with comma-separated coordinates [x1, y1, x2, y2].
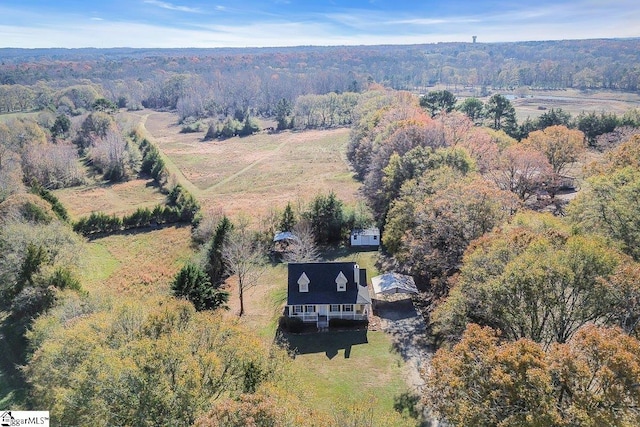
[78, 242, 121, 287]
[254, 250, 418, 425]
[281, 330, 416, 426]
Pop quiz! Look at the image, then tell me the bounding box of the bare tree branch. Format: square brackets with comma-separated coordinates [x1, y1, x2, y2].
[222, 222, 266, 316]
[283, 220, 320, 264]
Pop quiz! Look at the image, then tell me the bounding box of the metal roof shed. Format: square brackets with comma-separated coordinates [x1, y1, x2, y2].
[371, 273, 418, 295]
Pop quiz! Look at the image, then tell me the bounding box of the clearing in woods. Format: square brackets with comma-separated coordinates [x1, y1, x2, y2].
[137, 110, 360, 218]
[54, 110, 360, 221]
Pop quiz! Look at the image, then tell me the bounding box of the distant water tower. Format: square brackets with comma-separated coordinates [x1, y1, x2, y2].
[472, 36, 477, 44]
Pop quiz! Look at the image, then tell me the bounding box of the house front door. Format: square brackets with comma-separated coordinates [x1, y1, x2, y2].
[318, 305, 328, 316]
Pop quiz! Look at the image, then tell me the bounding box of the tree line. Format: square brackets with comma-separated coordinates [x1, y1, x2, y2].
[2, 39, 640, 107]
[425, 89, 640, 144]
[2, 39, 640, 135]
[345, 87, 640, 424]
[73, 130, 201, 237]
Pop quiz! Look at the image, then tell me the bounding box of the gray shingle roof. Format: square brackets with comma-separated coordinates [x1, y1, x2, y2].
[287, 262, 371, 305]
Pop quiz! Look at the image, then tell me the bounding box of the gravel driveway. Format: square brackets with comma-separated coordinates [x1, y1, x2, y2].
[373, 294, 440, 426]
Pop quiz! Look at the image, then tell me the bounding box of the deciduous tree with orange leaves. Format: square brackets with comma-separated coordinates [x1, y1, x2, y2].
[425, 323, 640, 427]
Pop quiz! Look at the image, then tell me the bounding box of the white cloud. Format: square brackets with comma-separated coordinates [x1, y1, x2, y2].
[0, 1, 639, 49]
[388, 17, 481, 26]
[143, 0, 202, 13]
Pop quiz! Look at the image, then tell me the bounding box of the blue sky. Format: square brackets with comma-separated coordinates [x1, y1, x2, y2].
[0, 0, 638, 48]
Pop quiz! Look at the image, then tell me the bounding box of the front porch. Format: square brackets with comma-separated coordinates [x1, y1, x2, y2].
[287, 303, 369, 328]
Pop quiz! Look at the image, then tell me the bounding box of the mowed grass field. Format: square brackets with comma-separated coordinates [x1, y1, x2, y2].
[511, 89, 640, 122]
[139, 110, 360, 219]
[54, 178, 167, 221]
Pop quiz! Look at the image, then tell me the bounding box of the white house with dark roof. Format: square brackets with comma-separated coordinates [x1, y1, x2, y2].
[286, 262, 371, 328]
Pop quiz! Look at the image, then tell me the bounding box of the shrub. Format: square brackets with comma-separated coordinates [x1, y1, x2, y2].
[328, 318, 368, 329]
[140, 144, 160, 174]
[48, 267, 82, 292]
[238, 117, 260, 137]
[278, 316, 304, 333]
[20, 201, 53, 224]
[172, 263, 229, 311]
[168, 184, 201, 223]
[203, 124, 218, 141]
[123, 207, 153, 229]
[30, 183, 70, 222]
[73, 212, 122, 235]
[180, 122, 203, 133]
[220, 118, 242, 138]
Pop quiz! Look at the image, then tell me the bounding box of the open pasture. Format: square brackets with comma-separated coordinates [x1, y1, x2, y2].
[78, 225, 193, 297]
[140, 111, 360, 219]
[54, 178, 166, 220]
[507, 89, 640, 122]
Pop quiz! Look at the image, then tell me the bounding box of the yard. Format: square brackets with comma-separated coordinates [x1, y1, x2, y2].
[72, 228, 420, 424]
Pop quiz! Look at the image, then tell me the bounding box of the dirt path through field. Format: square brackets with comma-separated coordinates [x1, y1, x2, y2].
[206, 135, 295, 191]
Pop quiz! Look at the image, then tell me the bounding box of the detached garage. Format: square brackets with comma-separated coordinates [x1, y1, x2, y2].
[350, 227, 380, 247]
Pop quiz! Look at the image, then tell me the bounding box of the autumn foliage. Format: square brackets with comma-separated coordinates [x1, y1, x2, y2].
[25, 298, 289, 426]
[426, 323, 640, 427]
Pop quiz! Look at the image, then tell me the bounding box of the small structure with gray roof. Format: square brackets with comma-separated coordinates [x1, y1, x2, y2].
[372, 272, 418, 295]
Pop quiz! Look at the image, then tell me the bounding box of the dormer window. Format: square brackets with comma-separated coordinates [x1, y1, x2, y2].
[298, 272, 310, 292]
[336, 271, 347, 292]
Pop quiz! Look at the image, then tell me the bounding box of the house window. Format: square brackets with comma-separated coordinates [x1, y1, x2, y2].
[336, 271, 347, 292]
[353, 235, 358, 240]
[342, 304, 353, 312]
[293, 305, 303, 314]
[330, 304, 341, 312]
[298, 272, 310, 293]
[305, 305, 316, 313]
[373, 235, 377, 240]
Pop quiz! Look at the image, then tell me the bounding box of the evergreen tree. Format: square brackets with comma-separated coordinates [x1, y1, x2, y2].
[420, 90, 457, 118]
[207, 216, 233, 285]
[457, 97, 484, 124]
[303, 192, 345, 244]
[485, 94, 518, 138]
[275, 98, 293, 130]
[172, 262, 228, 311]
[279, 202, 296, 232]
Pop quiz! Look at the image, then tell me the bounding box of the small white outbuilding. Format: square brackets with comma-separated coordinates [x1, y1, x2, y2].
[350, 227, 380, 247]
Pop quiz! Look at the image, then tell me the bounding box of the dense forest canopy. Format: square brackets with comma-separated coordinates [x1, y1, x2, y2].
[1, 38, 639, 118]
[2, 39, 640, 88]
